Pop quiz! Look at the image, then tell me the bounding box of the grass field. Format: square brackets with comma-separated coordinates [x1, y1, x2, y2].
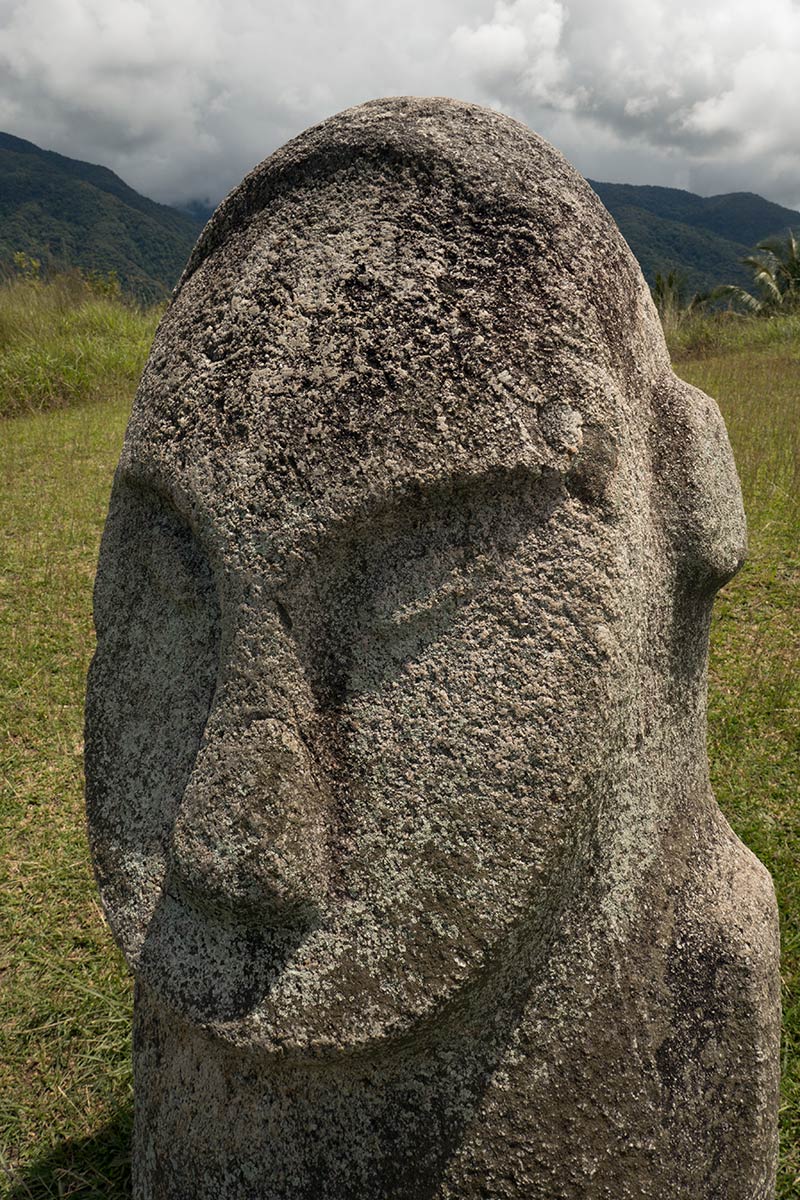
[0, 308, 798, 1196]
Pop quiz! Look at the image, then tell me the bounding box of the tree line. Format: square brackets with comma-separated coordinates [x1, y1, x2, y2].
[652, 231, 800, 326]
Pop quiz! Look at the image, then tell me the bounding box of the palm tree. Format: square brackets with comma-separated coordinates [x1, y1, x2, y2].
[651, 270, 709, 332]
[714, 230, 800, 314]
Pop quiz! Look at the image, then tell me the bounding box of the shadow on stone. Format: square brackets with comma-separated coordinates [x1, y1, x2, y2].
[136, 884, 316, 1026]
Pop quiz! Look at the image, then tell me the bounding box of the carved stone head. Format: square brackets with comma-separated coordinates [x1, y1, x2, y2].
[86, 97, 747, 1057]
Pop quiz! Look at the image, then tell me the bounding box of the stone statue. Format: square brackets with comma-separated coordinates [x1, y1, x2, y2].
[85, 97, 780, 1199]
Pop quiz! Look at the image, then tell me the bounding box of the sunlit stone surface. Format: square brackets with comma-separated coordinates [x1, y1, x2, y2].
[86, 96, 780, 1199]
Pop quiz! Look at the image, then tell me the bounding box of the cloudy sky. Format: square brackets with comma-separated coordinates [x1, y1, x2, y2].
[1, 0, 799, 212]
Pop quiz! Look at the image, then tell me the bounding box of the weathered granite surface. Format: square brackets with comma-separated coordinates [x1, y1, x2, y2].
[85, 96, 780, 1198]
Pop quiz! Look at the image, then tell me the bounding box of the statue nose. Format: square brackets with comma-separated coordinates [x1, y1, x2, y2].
[169, 713, 330, 922]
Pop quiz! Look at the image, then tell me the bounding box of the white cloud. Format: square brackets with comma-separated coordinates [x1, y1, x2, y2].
[0, 0, 798, 210]
[451, 0, 800, 190]
[453, 1, 572, 109]
[451, 19, 528, 79]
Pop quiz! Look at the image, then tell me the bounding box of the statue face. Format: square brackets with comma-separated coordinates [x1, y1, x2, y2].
[85, 101, 746, 1056]
[86, 373, 743, 1056]
[88, 440, 618, 1050]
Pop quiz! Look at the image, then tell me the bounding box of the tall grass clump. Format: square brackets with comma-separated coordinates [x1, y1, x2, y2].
[666, 308, 800, 361]
[0, 267, 161, 419]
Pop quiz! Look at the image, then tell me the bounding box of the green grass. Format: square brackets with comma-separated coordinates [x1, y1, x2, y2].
[0, 274, 161, 420]
[673, 339, 800, 1198]
[0, 316, 797, 1196]
[0, 401, 134, 1197]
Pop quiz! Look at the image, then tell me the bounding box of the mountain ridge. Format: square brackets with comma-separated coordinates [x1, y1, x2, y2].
[0, 131, 203, 300]
[589, 179, 800, 294]
[2, 129, 799, 301]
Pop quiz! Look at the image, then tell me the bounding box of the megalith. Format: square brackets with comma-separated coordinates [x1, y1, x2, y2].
[85, 96, 781, 1199]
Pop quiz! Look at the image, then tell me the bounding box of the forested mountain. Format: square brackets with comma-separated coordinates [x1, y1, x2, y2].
[2, 129, 799, 302]
[590, 180, 800, 295]
[0, 132, 204, 300]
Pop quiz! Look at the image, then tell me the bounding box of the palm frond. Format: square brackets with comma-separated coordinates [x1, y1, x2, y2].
[711, 284, 765, 314]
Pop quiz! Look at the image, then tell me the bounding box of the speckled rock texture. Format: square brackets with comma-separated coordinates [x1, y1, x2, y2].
[85, 96, 780, 1199]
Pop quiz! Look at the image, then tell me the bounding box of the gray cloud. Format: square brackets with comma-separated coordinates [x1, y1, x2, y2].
[0, 0, 798, 211]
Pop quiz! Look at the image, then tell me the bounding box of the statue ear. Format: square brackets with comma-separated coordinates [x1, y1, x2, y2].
[650, 373, 746, 593]
[565, 423, 619, 506]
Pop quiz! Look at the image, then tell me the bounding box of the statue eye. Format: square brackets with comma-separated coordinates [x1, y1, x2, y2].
[280, 532, 479, 709]
[279, 561, 449, 710]
[346, 551, 478, 698]
[284, 469, 547, 708]
[375, 560, 474, 632]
